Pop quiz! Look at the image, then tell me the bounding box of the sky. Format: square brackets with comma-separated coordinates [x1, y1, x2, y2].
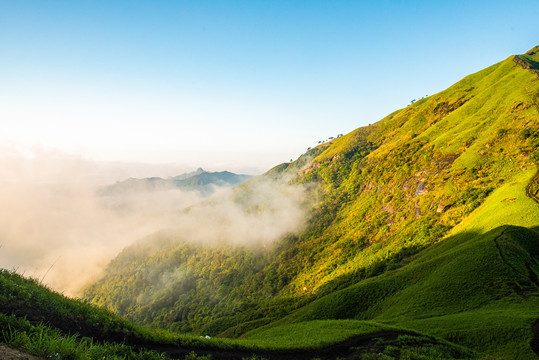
[1, 0, 538, 175]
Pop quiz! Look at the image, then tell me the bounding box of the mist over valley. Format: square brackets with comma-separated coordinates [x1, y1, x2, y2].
[0, 151, 269, 296]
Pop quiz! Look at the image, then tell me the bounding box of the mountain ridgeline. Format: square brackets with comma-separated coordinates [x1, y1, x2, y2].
[78, 47, 539, 359]
[98, 168, 253, 196]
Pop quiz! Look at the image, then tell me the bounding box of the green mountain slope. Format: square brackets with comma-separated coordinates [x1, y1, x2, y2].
[244, 168, 539, 358]
[83, 47, 539, 358]
[273, 223, 539, 358]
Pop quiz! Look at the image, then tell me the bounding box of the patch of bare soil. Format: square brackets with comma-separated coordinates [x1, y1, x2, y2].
[0, 344, 44, 360]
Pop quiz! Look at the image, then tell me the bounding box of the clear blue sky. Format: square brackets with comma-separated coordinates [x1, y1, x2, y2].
[1, 0, 538, 174]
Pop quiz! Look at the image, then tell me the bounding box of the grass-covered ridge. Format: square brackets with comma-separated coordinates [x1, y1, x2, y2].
[64, 46, 539, 358]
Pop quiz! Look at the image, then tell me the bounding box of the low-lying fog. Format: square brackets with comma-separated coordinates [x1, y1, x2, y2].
[0, 149, 309, 296]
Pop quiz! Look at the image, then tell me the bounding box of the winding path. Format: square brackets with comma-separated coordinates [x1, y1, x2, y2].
[0, 344, 43, 360]
[145, 330, 420, 360]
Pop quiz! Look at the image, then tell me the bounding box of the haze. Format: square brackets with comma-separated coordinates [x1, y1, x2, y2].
[0, 150, 309, 296]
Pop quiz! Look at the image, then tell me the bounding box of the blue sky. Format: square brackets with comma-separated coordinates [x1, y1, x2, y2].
[1, 0, 538, 174]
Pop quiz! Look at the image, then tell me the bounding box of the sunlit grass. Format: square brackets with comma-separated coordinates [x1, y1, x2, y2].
[241, 320, 391, 348]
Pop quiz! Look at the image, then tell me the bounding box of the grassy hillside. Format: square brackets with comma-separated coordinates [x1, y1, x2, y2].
[0, 269, 181, 359]
[0, 269, 478, 359]
[79, 47, 539, 359]
[272, 223, 539, 358]
[242, 168, 539, 359]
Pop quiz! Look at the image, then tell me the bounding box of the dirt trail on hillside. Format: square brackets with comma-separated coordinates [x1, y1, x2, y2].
[0, 344, 44, 360]
[148, 330, 416, 360]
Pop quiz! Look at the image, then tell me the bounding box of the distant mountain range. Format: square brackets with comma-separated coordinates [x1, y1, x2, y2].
[97, 168, 253, 196]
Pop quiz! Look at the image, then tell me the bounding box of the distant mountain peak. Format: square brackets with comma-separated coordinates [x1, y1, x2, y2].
[98, 168, 252, 196]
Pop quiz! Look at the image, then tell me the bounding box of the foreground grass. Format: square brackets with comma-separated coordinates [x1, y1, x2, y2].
[2, 268, 474, 360]
[241, 320, 392, 348]
[0, 269, 244, 359]
[393, 299, 539, 360]
[240, 319, 476, 359]
[0, 267, 479, 359]
[0, 313, 170, 360]
[1, 312, 477, 360]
